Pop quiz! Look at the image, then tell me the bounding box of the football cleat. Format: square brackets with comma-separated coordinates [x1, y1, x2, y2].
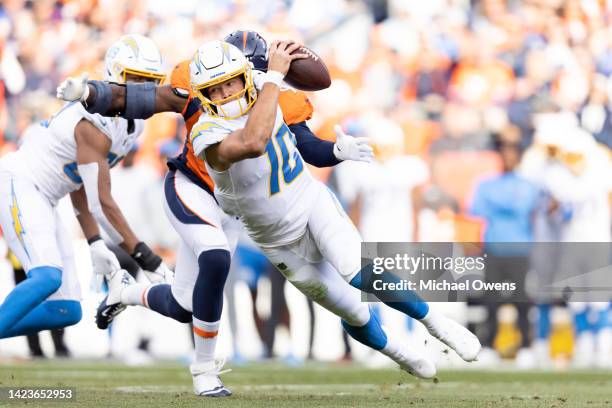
[421, 311, 482, 362]
[383, 343, 436, 379]
[95, 269, 135, 330]
[190, 359, 232, 397]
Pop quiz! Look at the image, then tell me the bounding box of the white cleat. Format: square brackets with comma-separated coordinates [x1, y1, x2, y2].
[95, 269, 135, 329]
[391, 347, 437, 379]
[421, 311, 481, 362]
[190, 359, 232, 397]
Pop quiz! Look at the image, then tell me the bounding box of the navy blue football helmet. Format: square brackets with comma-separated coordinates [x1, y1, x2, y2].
[224, 30, 268, 72]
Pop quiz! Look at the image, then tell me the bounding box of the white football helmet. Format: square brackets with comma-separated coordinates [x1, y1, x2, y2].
[190, 40, 256, 119]
[104, 34, 165, 84]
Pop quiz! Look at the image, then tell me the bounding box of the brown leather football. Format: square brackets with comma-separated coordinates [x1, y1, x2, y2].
[284, 46, 331, 92]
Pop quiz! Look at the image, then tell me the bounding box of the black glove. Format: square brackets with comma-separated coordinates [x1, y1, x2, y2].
[131, 242, 162, 272]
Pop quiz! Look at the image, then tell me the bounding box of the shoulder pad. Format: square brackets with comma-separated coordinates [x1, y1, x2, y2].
[170, 60, 191, 99]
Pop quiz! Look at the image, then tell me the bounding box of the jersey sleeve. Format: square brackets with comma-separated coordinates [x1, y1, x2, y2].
[279, 90, 313, 125]
[190, 118, 232, 157]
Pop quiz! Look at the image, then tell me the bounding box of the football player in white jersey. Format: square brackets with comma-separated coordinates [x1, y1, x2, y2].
[185, 40, 481, 379]
[56, 31, 375, 397]
[0, 34, 170, 339]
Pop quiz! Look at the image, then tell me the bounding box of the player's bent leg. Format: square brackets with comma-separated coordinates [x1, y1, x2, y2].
[308, 184, 480, 362]
[2, 300, 81, 338]
[307, 184, 429, 317]
[164, 170, 233, 397]
[0, 266, 62, 337]
[262, 241, 436, 379]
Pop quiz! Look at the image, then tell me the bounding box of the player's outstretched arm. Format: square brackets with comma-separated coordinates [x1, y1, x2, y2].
[74, 120, 172, 282]
[290, 122, 373, 167]
[57, 73, 186, 118]
[290, 121, 339, 167]
[204, 41, 308, 170]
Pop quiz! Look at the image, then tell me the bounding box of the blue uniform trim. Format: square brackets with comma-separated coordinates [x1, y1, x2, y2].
[350, 266, 429, 320]
[163, 170, 213, 225]
[342, 310, 387, 351]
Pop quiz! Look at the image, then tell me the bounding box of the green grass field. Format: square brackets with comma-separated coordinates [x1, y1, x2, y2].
[1, 360, 611, 407]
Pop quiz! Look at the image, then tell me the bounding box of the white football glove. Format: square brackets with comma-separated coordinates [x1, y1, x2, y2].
[89, 239, 121, 282]
[56, 72, 89, 102]
[333, 125, 374, 163]
[142, 261, 174, 284]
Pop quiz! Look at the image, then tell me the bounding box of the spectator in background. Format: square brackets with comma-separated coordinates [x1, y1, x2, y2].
[336, 111, 428, 242]
[335, 112, 428, 356]
[541, 127, 612, 368]
[469, 140, 540, 364]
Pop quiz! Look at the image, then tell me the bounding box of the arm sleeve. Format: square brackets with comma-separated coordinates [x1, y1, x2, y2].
[290, 121, 341, 168]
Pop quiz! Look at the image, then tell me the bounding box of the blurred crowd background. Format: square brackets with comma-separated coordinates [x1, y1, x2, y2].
[0, 0, 610, 370]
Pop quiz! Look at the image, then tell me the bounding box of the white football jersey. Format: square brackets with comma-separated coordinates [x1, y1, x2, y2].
[191, 108, 318, 247]
[0, 102, 144, 205]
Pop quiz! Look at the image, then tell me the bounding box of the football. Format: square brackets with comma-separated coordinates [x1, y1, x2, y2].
[284, 45, 331, 91]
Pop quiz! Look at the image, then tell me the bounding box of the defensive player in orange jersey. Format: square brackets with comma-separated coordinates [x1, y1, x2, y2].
[57, 31, 373, 397]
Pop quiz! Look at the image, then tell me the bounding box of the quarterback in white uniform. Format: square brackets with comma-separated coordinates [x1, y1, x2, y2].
[188, 40, 481, 379]
[0, 34, 169, 339]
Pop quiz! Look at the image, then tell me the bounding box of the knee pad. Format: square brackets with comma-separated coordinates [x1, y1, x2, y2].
[168, 293, 192, 323]
[28, 266, 62, 295]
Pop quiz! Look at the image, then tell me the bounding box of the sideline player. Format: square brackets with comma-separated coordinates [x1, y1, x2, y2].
[184, 40, 481, 378]
[0, 34, 171, 339]
[56, 31, 372, 397]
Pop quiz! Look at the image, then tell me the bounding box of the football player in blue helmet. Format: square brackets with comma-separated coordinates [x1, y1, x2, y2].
[224, 30, 269, 72]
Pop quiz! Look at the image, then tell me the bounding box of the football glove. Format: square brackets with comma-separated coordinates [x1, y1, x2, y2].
[56, 72, 89, 102]
[89, 239, 121, 276]
[333, 125, 374, 163]
[131, 242, 174, 283]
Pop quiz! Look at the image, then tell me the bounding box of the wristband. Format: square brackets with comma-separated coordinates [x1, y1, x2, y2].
[87, 235, 102, 245]
[262, 70, 284, 88]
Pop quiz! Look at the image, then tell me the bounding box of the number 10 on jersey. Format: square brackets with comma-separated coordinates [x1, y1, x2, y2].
[265, 123, 304, 196]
